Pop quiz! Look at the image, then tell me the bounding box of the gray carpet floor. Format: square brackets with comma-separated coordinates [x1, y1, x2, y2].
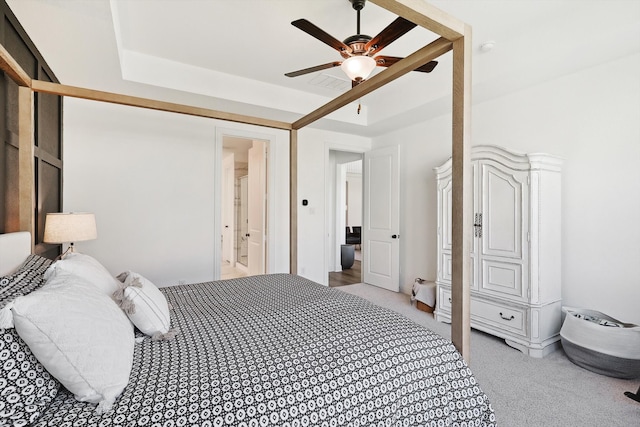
[336, 283, 640, 427]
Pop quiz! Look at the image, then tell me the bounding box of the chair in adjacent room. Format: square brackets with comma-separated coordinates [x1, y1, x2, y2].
[346, 226, 361, 247]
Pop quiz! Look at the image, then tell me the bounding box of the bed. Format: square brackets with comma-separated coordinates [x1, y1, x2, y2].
[0, 232, 495, 426]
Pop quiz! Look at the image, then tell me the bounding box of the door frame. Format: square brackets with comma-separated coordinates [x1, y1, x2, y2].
[324, 142, 367, 286]
[214, 127, 277, 279]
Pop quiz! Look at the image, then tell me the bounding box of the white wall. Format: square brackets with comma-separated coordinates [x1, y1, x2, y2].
[297, 128, 371, 284]
[373, 52, 640, 324]
[64, 98, 290, 286]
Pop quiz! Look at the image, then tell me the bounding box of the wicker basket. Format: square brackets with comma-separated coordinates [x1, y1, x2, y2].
[560, 307, 640, 379]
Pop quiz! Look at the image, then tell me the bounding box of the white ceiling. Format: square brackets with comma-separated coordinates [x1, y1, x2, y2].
[7, 0, 640, 137]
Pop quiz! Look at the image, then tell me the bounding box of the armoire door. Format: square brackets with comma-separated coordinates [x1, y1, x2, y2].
[478, 161, 529, 299]
[436, 176, 453, 284]
[436, 162, 478, 290]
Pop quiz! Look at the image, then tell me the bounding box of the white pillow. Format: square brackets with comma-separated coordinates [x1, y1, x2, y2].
[5, 270, 134, 413]
[114, 271, 173, 339]
[44, 252, 120, 296]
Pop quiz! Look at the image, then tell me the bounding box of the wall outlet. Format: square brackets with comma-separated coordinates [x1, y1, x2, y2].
[178, 280, 186, 285]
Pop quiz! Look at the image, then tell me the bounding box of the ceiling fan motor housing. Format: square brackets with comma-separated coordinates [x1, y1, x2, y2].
[343, 34, 372, 57]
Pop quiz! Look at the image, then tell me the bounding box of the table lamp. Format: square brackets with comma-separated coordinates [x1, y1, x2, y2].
[43, 212, 97, 258]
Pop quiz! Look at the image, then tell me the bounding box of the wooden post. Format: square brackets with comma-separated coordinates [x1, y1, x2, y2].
[18, 86, 35, 248]
[289, 130, 298, 274]
[451, 25, 473, 361]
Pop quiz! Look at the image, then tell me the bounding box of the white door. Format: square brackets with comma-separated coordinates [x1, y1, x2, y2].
[248, 140, 266, 275]
[363, 145, 400, 291]
[222, 152, 235, 264]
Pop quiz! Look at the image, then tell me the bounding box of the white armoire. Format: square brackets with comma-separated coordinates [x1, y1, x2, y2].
[435, 145, 562, 357]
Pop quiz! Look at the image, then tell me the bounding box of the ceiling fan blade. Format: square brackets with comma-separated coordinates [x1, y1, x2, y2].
[365, 17, 417, 55]
[285, 62, 342, 78]
[374, 56, 438, 73]
[292, 19, 352, 54]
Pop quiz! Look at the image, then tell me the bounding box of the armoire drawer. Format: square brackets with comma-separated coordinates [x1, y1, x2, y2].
[437, 286, 527, 337]
[471, 299, 527, 337]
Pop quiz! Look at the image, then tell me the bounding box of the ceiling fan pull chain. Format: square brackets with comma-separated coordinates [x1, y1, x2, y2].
[357, 100, 361, 115]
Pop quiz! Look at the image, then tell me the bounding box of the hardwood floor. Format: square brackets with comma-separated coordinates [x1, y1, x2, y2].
[329, 260, 361, 287]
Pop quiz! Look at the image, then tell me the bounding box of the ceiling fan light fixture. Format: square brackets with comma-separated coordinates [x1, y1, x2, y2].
[341, 55, 376, 81]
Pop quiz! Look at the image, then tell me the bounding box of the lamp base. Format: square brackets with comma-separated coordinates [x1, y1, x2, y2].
[55, 242, 75, 260]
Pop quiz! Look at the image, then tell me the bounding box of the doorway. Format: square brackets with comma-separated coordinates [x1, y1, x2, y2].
[221, 136, 268, 279]
[324, 145, 400, 291]
[328, 151, 363, 287]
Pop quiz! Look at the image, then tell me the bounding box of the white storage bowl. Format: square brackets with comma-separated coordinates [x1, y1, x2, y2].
[560, 307, 640, 379]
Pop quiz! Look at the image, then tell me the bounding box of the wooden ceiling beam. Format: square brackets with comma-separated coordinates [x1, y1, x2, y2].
[292, 37, 452, 130]
[371, 0, 465, 41]
[30, 80, 292, 131]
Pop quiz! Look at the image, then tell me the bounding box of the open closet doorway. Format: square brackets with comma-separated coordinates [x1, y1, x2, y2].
[328, 151, 363, 287]
[221, 136, 268, 279]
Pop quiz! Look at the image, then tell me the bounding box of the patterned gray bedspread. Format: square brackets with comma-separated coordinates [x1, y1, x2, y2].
[35, 274, 495, 426]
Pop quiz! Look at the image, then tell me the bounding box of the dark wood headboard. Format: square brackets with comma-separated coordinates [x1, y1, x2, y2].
[0, 0, 62, 259]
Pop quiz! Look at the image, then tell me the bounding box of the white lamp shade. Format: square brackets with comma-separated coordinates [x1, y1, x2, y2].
[43, 213, 97, 244]
[341, 56, 377, 81]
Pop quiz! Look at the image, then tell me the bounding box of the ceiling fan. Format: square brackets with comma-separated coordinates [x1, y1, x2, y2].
[285, 0, 438, 86]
